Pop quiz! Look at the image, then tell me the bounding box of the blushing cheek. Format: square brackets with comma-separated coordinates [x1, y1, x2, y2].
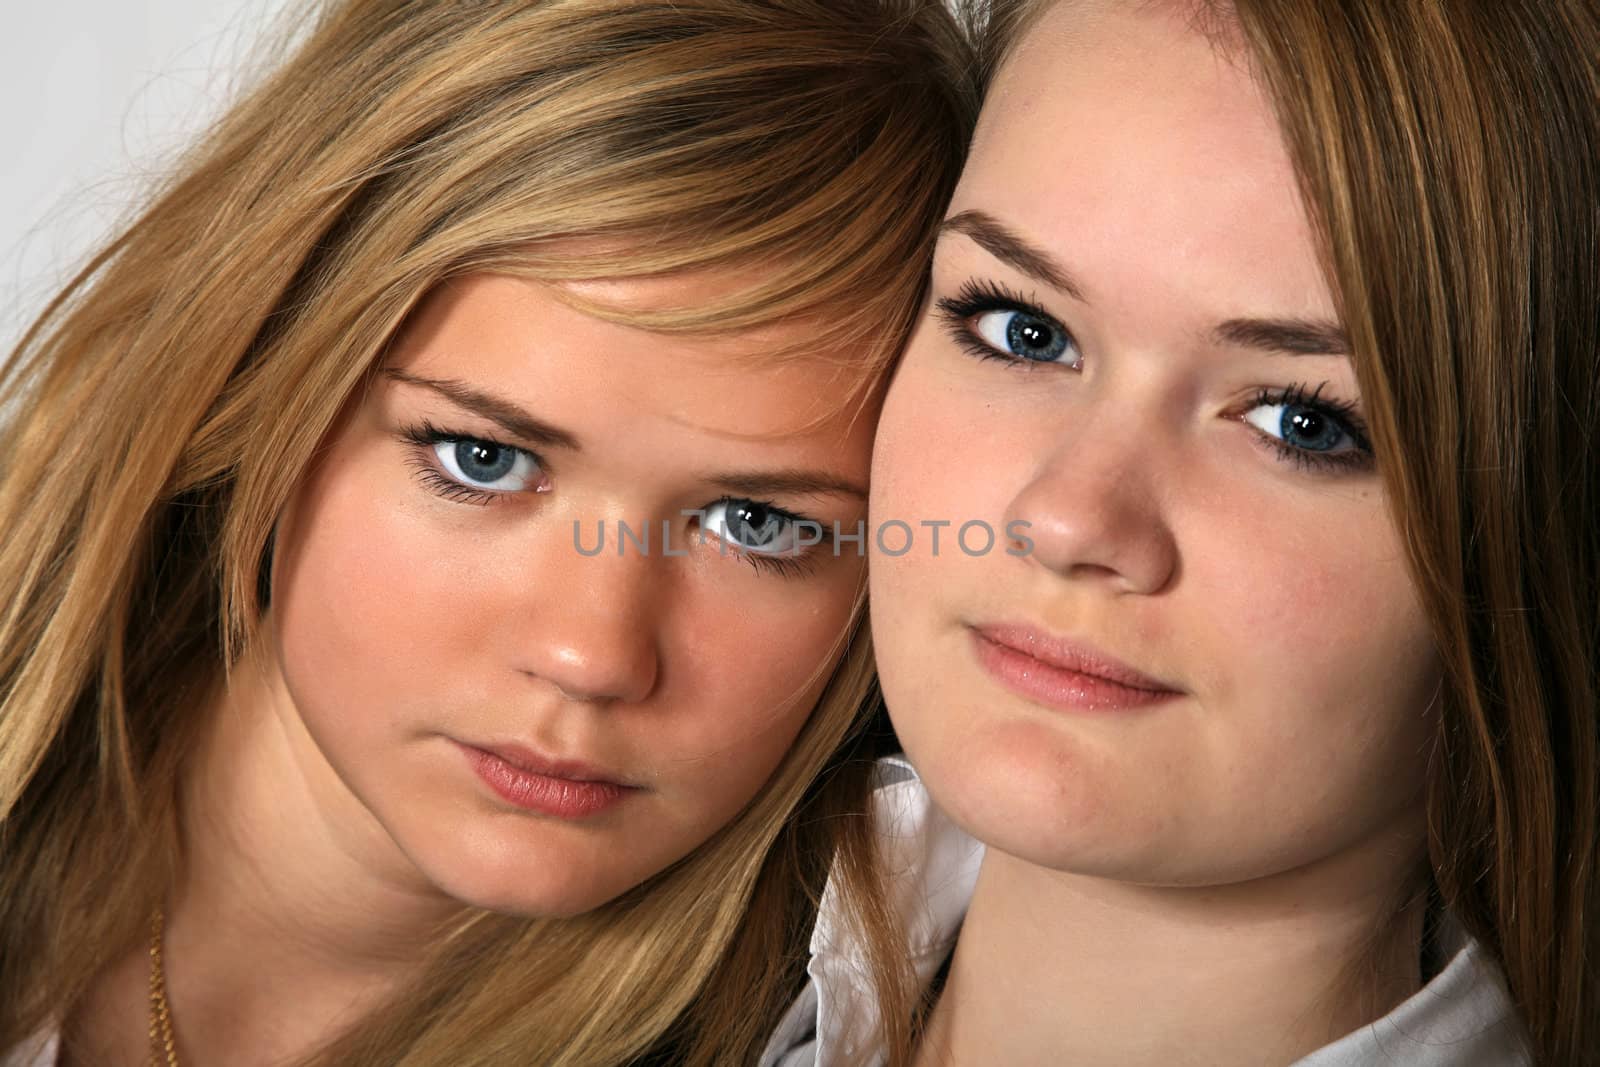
[1225, 553, 1348, 674]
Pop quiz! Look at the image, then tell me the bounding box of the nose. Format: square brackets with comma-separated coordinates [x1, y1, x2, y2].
[1004, 409, 1179, 596]
[517, 537, 661, 705]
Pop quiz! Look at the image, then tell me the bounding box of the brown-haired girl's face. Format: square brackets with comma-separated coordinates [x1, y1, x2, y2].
[870, 1, 1442, 888]
[265, 271, 873, 917]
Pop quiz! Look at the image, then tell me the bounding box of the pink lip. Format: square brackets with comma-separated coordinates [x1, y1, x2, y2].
[458, 741, 640, 818]
[969, 623, 1183, 712]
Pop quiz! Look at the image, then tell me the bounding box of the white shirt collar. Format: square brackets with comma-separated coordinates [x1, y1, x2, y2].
[1, 1029, 57, 1067]
[761, 758, 1530, 1067]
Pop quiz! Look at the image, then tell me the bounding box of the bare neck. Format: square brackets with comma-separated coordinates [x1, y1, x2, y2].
[63, 643, 463, 1067]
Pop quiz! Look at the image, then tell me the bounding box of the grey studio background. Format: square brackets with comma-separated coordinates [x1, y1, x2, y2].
[1, 0, 300, 357]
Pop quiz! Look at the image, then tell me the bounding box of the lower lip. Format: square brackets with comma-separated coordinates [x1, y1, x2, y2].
[460, 746, 634, 818]
[970, 630, 1180, 713]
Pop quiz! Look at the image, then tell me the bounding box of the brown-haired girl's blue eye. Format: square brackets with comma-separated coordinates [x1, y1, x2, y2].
[974, 309, 1070, 363]
[1241, 383, 1374, 473]
[936, 278, 1083, 369]
[1263, 406, 1345, 452]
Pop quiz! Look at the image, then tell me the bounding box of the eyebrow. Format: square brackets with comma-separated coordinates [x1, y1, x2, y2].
[705, 468, 867, 502]
[1211, 317, 1350, 357]
[944, 210, 1350, 359]
[941, 210, 1084, 299]
[386, 367, 864, 499]
[383, 369, 582, 450]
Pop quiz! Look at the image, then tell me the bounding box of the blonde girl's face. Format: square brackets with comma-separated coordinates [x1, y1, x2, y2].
[869, 1, 1442, 887]
[268, 271, 873, 917]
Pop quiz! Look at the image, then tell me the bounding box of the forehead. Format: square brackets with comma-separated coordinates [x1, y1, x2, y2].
[388, 272, 874, 444]
[957, 0, 1331, 322]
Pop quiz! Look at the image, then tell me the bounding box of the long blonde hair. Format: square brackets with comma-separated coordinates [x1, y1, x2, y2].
[0, 2, 977, 1063]
[972, 1, 1599, 1062]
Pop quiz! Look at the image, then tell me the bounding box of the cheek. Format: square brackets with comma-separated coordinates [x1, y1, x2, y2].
[871, 348, 1039, 586]
[645, 559, 864, 814]
[271, 447, 496, 741]
[1169, 481, 1441, 861]
[873, 348, 998, 523]
[870, 347, 1040, 693]
[1184, 482, 1436, 717]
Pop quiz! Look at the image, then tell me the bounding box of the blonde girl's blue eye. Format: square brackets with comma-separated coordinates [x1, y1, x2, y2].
[397, 421, 548, 504]
[433, 438, 540, 492]
[700, 498, 810, 555]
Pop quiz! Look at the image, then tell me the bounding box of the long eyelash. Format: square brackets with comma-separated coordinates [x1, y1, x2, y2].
[397, 419, 537, 506]
[703, 496, 830, 580]
[407, 460, 503, 506]
[399, 418, 497, 451]
[742, 551, 824, 579]
[1255, 383, 1375, 474]
[935, 278, 1069, 368]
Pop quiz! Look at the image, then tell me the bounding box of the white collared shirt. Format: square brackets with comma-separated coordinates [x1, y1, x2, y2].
[760, 758, 1532, 1067]
[1, 1030, 55, 1067]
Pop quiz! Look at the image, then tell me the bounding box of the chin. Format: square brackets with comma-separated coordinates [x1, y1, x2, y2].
[902, 710, 1167, 873]
[403, 828, 645, 918]
[432, 860, 637, 919]
[942, 791, 1190, 883]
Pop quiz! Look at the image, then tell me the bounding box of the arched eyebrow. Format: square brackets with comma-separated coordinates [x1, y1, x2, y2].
[383, 368, 583, 450]
[383, 368, 863, 499]
[941, 210, 1084, 299]
[946, 209, 1349, 358]
[704, 469, 867, 501]
[1211, 317, 1349, 357]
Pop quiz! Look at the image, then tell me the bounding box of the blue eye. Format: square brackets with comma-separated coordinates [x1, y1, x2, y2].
[433, 438, 541, 492]
[973, 309, 1072, 363]
[701, 498, 807, 555]
[936, 279, 1082, 369]
[1244, 399, 1355, 454]
[1241, 384, 1373, 473]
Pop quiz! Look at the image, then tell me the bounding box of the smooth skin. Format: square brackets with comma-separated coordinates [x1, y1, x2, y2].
[869, 3, 1440, 1064]
[65, 270, 876, 1066]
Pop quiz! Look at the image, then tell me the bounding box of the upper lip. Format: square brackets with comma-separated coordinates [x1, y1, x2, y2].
[467, 741, 640, 789]
[971, 622, 1182, 693]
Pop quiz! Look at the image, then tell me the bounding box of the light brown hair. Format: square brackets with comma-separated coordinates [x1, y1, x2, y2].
[967, 0, 1599, 1062]
[0, 1, 977, 1063]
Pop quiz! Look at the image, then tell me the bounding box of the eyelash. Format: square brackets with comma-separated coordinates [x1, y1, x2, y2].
[935, 278, 1073, 368]
[701, 496, 830, 580]
[1247, 383, 1375, 475]
[399, 424, 831, 579]
[399, 420, 543, 507]
[935, 280, 1374, 478]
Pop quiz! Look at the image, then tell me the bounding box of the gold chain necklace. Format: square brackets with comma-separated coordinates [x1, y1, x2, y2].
[146, 910, 179, 1067]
